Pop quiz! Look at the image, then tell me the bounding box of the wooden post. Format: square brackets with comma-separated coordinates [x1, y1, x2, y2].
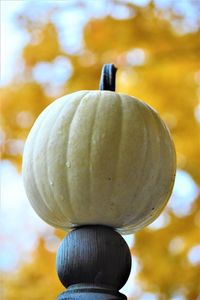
[56, 225, 131, 299]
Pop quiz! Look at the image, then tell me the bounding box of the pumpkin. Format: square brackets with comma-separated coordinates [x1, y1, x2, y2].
[22, 64, 176, 234]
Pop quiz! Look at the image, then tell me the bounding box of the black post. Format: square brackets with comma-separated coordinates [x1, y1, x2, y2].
[56, 226, 131, 300]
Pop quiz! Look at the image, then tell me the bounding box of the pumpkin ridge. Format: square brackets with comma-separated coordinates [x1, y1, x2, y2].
[31, 105, 64, 223]
[152, 108, 166, 195]
[58, 95, 86, 225]
[129, 101, 149, 223]
[51, 93, 88, 227]
[118, 104, 164, 233]
[129, 107, 170, 231]
[88, 91, 102, 216]
[45, 99, 75, 223]
[39, 100, 68, 222]
[66, 92, 90, 223]
[118, 100, 150, 228]
[149, 110, 176, 216]
[109, 94, 124, 224]
[23, 104, 64, 227]
[134, 106, 162, 228]
[137, 105, 160, 223]
[143, 107, 163, 224]
[57, 92, 87, 228]
[108, 93, 123, 223]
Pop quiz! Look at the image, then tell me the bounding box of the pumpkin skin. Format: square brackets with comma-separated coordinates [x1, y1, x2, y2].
[22, 90, 176, 234]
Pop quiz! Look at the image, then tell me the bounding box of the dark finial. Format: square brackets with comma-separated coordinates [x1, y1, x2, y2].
[100, 64, 117, 91]
[56, 225, 131, 299]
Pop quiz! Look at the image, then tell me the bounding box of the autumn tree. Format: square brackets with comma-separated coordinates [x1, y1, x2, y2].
[1, 1, 200, 299]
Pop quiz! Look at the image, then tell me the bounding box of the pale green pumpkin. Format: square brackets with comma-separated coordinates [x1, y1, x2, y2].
[22, 90, 176, 234]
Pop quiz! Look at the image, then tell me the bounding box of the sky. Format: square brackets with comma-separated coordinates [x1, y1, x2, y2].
[1, 1, 200, 298]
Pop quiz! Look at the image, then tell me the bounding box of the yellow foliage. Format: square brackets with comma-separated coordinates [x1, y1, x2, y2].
[1, 1, 200, 299]
[23, 23, 61, 66]
[1, 82, 50, 169]
[135, 198, 200, 298]
[3, 238, 63, 300]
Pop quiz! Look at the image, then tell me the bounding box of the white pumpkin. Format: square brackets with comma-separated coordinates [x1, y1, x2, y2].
[22, 90, 176, 234]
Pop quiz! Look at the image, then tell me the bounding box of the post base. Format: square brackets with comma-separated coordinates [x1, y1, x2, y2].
[57, 284, 127, 300]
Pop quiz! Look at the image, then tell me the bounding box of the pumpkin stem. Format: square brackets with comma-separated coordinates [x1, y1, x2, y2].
[100, 64, 117, 91]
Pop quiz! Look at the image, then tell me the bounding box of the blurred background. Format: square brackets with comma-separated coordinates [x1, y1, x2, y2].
[1, 0, 200, 299]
